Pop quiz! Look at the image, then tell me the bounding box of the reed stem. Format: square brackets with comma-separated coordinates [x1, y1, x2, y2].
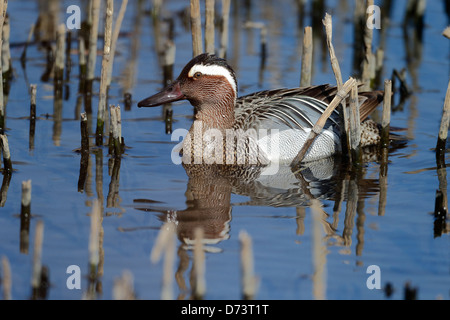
[1, 255, 11, 300]
[322, 13, 350, 156]
[311, 199, 326, 300]
[106, 0, 128, 88]
[0, 134, 12, 173]
[361, 0, 375, 91]
[0, 0, 8, 133]
[219, 0, 230, 58]
[54, 24, 66, 100]
[109, 105, 123, 157]
[205, 0, 215, 54]
[193, 227, 206, 299]
[150, 222, 176, 300]
[89, 199, 101, 277]
[87, 0, 101, 81]
[444, 27, 450, 39]
[381, 80, 392, 148]
[190, 0, 203, 57]
[113, 270, 135, 300]
[436, 77, 450, 165]
[96, 0, 114, 146]
[31, 220, 44, 296]
[240, 230, 257, 300]
[300, 26, 313, 87]
[349, 83, 361, 164]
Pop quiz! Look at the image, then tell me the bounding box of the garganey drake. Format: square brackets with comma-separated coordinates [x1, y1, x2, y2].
[138, 53, 383, 165]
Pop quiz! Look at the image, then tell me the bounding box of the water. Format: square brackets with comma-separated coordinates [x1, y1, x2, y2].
[0, 0, 449, 300]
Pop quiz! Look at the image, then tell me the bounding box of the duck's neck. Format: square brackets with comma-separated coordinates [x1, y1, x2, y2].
[192, 96, 236, 132]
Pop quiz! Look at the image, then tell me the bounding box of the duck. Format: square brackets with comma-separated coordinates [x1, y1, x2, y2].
[138, 53, 383, 165]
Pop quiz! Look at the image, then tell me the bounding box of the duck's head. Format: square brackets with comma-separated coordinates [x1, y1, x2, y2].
[138, 53, 238, 111]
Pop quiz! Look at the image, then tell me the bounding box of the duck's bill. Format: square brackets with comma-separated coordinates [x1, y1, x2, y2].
[137, 82, 185, 108]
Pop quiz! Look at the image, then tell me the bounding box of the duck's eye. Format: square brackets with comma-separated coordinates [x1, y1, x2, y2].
[193, 72, 202, 79]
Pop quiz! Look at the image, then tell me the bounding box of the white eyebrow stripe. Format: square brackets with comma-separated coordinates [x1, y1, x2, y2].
[188, 64, 237, 95]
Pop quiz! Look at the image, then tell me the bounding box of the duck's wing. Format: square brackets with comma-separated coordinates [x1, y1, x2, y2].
[234, 85, 383, 132]
[234, 85, 340, 132]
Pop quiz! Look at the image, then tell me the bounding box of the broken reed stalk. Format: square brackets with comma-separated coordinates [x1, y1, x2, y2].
[112, 270, 135, 300]
[300, 26, 313, 87]
[29, 84, 37, 151]
[205, 0, 215, 54]
[31, 220, 44, 296]
[349, 83, 362, 164]
[87, 0, 101, 82]
[0, 134, 12, 172]
[106, 0, 128, 88]
[2, 14, 10, 80]
[323, 13, 350, 155]
[109, 105, 123, 156]
[190, 0, 203, 57]
[96, 0, 114, 147]
[150, 222, 176, 300]
[1, 255, 12, 300]
[218, 0, 230, 58]
[0, 0, 8, 133]
[436, 77, 450, 165]
[361, 0, 375, 91]
[444, 27, 450, 39]
[379, 80, 392, 216]
[89, 199, 101, 277]
[193, 227, 206, 299]
[381, 79, 392, 148]
[239, 230, 257, 300]
[54, 24, 66, 100]
[291, 78, 356, 166]
[310, 199, 326, 300]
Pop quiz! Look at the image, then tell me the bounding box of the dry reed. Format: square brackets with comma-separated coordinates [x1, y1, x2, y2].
[381, 80, 392, 148]
[349, 83, 361, 164]
[96, 0, 114, 146]
[31, 220, 44, 295]
[190, 0, 203, 57]
[87, 0, 101, 82]
[109, 105, 123, 156]
[106, 0, 128, 87]
[0, 134, 12, 172]
[150, 222, 177, 300]
[193, 227, 206, 299]
[1, 255, 11, 300]
[218, 0, 231, 58]
[0, 0, 8, 132]
[89, 199, 101, 275]
[300, 26, 313, 87]
[205, 0, 215, 54]
[311, 199, 326, 300]
[239, 230, 257, 300]
[113, 270, 135, 300]
[322, 13, 350, 155]
[291, 77, 356, 167]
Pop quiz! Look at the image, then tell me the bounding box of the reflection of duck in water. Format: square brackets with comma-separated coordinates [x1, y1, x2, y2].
[134, 156, 389, 249]
[136, 53, 406, 247]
